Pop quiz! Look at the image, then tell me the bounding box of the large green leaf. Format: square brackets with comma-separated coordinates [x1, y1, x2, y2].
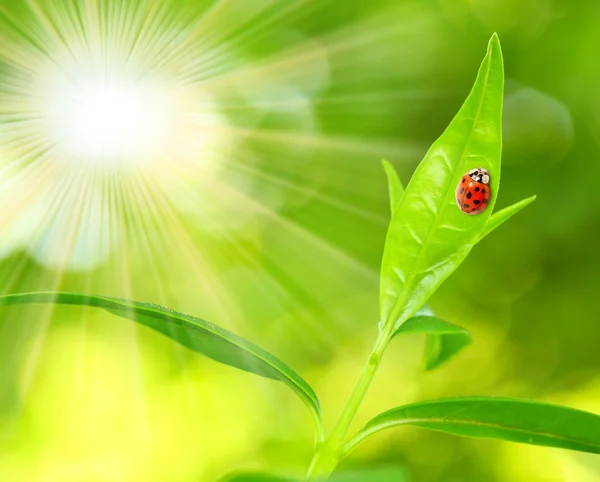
[342, 397, 600, 457]
[383, 159, 535, 254]
[380, 34, 504, 331]
[382, 160, 532, 371]
[383, 163, 472, 370]
[0, 292, 323, 441]
[393, 315, 472, 370]
[222, 466, 408, 482]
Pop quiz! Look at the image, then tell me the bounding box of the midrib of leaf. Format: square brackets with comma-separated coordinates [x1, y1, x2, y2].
[343, 415, 600, 457]
[385, 49, 494, 331]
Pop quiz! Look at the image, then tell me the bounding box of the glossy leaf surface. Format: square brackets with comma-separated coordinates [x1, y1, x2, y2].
[393, 315, 472, 370]
[383, 165, 472, 369]
[0, 292, 323, 440]
[380, 34, 504, 330]
[343, 397, 600, 457]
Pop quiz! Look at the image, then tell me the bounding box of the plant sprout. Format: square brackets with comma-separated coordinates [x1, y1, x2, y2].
[1, 34, 597, 482]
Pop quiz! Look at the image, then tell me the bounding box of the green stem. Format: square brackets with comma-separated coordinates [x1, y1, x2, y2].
[306, 323, 393, 479]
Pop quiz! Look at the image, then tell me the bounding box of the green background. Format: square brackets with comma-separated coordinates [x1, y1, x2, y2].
[1, 1, 599, 481]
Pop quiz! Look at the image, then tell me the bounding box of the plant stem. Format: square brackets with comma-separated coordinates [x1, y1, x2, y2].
[306, 323, 393, 479]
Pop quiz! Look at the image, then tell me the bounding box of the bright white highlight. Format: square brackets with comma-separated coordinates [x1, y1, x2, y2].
[44, 74, 172, 170]
[1, 40, 231, 269]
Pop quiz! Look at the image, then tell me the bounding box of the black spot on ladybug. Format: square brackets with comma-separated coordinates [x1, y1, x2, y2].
[482, 189, 486, 194]
[459, 188, 464, 194]
[462, 178, 466, 183]
[475, 187, 480, 192]
[466, 192, 472, 199]
[483, 198, 488, 203]
[463, 203, 470, 209]
[473, 200, 481, 205]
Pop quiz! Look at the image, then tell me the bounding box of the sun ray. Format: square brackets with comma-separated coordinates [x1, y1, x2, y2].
[0, 0, 437, 330]
[0, 1, 446, 475]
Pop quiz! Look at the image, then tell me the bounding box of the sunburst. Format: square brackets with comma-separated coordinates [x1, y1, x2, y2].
[0, 1, 440, 480]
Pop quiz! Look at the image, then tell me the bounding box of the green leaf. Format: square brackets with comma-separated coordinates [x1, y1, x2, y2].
[0, 292, 323, 442]
[382, 160, 535, 246]
[382, 159, 405, 214]
[222, 466, 408, 482]
[342, 397, 600, 458]
[380, 34, 504, 331]
[383, 163, 471, 371]
[479, 195, 537, 241]
[393, 315, 472, 370]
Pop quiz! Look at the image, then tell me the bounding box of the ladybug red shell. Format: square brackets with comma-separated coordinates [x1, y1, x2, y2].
[456, 168, 490, 215]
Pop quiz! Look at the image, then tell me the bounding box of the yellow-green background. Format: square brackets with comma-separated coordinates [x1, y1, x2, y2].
[1, 1, 599, 481]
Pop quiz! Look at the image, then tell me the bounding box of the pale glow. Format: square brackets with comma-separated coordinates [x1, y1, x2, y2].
[44, 75, 172, 170]
[2, 42, 232, 269]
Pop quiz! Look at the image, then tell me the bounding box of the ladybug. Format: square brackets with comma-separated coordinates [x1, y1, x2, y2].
[456, 168, 490, 215]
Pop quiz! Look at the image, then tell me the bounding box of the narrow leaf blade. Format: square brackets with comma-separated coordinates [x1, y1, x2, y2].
[393, 315, 472, 370]
[0, 292, 323, 440]
[382, 159, 405, 214]
[380, 34, 504, 330]
[479, 195, 537, 241]
[343, 397, 600, 457]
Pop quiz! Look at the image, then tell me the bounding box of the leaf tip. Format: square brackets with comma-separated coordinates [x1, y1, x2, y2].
[521, 194, 537, 206]
[489, 32, 500, 48]
[487, 32, 503, 62]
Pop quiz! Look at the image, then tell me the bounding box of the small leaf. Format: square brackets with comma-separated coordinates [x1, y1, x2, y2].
[0, 292, 323, 442]
[382, 159, 405, 214]
[380, 34, 504, 331]
[343, 397, 600, 458]
[393, 315, 472, 370]
[222, 466, 408, 481]
[479, 195, 537, 241]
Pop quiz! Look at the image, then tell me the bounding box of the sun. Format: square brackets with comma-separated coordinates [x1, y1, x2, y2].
[36, 49, 197, 172]
[0, 36, 231, 269]
[43, 75, 171, 169]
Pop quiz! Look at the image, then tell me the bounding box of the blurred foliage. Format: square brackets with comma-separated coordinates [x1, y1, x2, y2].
[1, 0, 600, 481]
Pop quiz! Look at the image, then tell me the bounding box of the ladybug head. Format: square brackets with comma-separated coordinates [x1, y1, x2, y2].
[468, 167, 490, 184]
